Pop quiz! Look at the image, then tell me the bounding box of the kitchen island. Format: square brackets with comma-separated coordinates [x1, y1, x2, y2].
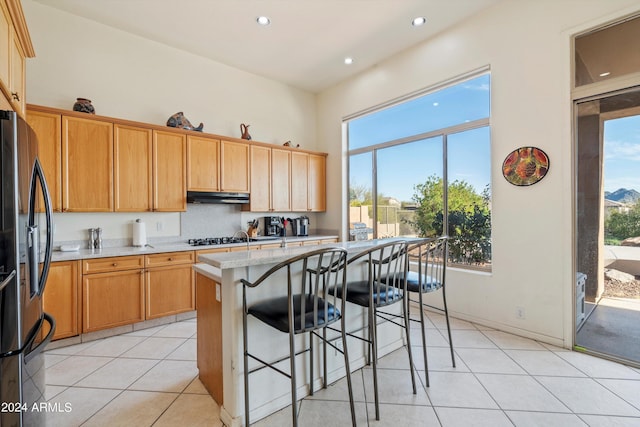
[194, 239, 406, 427]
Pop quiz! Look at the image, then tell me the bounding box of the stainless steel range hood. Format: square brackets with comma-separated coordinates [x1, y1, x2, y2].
[186, 191, 250, 204]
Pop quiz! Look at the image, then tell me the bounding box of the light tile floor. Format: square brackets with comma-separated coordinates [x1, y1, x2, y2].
[43, 312, 640, 426]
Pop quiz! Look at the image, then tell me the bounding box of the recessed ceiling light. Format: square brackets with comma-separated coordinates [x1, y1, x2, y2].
[256, 16, 271, 26]
[599, 71, 611, 77]
[433, 102, 439, 107]
[344, 57, 354, 65]
[412, 17, 427, 27]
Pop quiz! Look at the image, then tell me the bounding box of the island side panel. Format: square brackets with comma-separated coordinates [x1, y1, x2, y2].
[195, 273, 223, 405]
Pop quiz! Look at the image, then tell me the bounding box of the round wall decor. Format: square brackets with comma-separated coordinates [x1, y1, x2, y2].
[502, 147, 549, 186]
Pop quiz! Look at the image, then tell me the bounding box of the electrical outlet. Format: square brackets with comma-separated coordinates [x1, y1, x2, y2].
[334, 338, 343, 356]
[515, 306, 526, 319]
[156, 221, 164, 232]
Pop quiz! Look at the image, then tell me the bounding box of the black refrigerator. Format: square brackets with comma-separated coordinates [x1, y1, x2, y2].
[1, 110, 55, 426]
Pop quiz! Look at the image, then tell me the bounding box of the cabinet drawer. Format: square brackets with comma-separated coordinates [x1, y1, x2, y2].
[145, 251, 195, 267]
[83, 256, 144, 274]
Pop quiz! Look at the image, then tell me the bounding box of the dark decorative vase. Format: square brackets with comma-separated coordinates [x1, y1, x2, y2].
[73, 98, 95, 114]
[240, 123, 251, 140]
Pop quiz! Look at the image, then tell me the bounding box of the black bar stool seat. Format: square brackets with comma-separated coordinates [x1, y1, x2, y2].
[248, 294, 341, 333]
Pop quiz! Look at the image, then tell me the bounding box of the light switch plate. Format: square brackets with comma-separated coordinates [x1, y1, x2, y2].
[215, 283, 221, 302]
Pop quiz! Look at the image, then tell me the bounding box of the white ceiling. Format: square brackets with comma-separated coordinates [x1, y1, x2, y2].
[33, 0, 499, 93]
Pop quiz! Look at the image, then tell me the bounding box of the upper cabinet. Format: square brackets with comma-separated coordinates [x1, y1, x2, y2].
[291, 152, 326, 212]
[114, 124, 153, 212]
[291, 152, 308, 211]
[0, 0, 35, 117]
[308, 153, 326, 212]
[153, 130, 186, 211]
[27, 105, 326, 213]
[220, 140, 249, 193]
[271, 148, 292, 211]
[26, 109, 62, 212]
[246, 145, 270, 212]
[187, 135, 219, 191]
[62, 116, 114, 212]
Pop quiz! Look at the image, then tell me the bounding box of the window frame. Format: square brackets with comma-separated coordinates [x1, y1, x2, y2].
[346, 71, 492, 271]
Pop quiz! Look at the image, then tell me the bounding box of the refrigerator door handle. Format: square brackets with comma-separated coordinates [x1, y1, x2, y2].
[24, 312, 56, 364]
[0, 269, 16, 293]
[29, 157, 53, 296]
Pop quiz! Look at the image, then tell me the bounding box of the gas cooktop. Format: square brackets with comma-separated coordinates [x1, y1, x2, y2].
[187, 237, 248, 246]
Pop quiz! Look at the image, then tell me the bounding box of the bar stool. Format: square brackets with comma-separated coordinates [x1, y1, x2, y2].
[330, 239, 416, 421]
[403, 236, 454, 387]
[241, 247, 356, 427]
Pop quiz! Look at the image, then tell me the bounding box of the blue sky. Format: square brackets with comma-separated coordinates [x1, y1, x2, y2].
[604, 115, 640, 194]
[349, 75, 491, 203]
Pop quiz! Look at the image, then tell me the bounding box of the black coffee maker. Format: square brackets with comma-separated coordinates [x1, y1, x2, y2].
[264, 216, 283, 236]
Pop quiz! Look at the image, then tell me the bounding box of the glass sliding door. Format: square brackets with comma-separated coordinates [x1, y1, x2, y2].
[575, 86, 640, 365]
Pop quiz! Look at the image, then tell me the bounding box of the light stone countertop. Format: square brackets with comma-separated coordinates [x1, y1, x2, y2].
[197, 238, 394, 270]
[50, 235, 339, 262]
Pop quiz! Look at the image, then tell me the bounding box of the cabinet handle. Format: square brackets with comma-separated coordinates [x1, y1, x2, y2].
[112, 263, 117, 267]
[168, 257, 173, 261]
[11, 92, 20, 101]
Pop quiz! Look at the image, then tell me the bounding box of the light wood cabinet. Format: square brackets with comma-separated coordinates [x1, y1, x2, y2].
[0, 2, 10, 91]
[42, 261, 81, 340]
[0, 0, 34, 117]
[82, 257, 145, 333]
[62, 116, 114, 212]
[27, 110, 62, 212]
[187, 135, 219, 191]
[196, 273, 223, 405]
[308, 153, 326, 211]
[246, 145, 270, 211]
[291, 151, 308, 211]
[8, 30, 23, 113]
[114, 124, 153, 212]
[220, 139, 249, 192]
[290, 152, 326, 212]
[271, 148, 291, 211]
[153, 130, 187, 211]
[246, 145, 291, 212]
[145, 251, 196, 319]
[145, 262, 195, 319]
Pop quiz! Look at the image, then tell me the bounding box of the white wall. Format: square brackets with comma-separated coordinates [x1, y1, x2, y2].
[23, 0, 640, 345]
[22, 0, 318, 243]
[316, 0, 640, 346]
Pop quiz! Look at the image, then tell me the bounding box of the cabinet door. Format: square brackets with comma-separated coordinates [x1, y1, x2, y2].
[62, 116, 114, 211]
[247, 145, 270, 211]
[27, 110, 62, 212]
[0, 3, 10, 94]
[153, 130, 186, 211]
[83, 269, 145, 333]
[42, 261, 80, 340]
[271, 148, 291, 211]
[187, 135, 219, 191]
[291, 151, 308, 211]
[9, 33, 24, 114]
[220, 140, 249, 192]
[145, 264, 194, 319]
[308, 154, 326, 211]
[114, 124, 153, 211]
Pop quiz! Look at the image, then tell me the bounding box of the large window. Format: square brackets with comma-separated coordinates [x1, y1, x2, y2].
[347, 73, 492, 270]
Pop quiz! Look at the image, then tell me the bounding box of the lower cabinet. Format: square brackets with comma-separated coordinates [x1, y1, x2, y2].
[145, 252, 195, 319]
[82, 265, 145, 333]
[43, 261, 81, 340]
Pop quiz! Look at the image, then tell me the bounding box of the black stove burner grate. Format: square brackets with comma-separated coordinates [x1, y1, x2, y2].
[187, 237, 248, 246]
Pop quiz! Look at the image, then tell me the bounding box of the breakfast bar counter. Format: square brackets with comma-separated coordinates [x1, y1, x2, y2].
[194, 239, 406, 427]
